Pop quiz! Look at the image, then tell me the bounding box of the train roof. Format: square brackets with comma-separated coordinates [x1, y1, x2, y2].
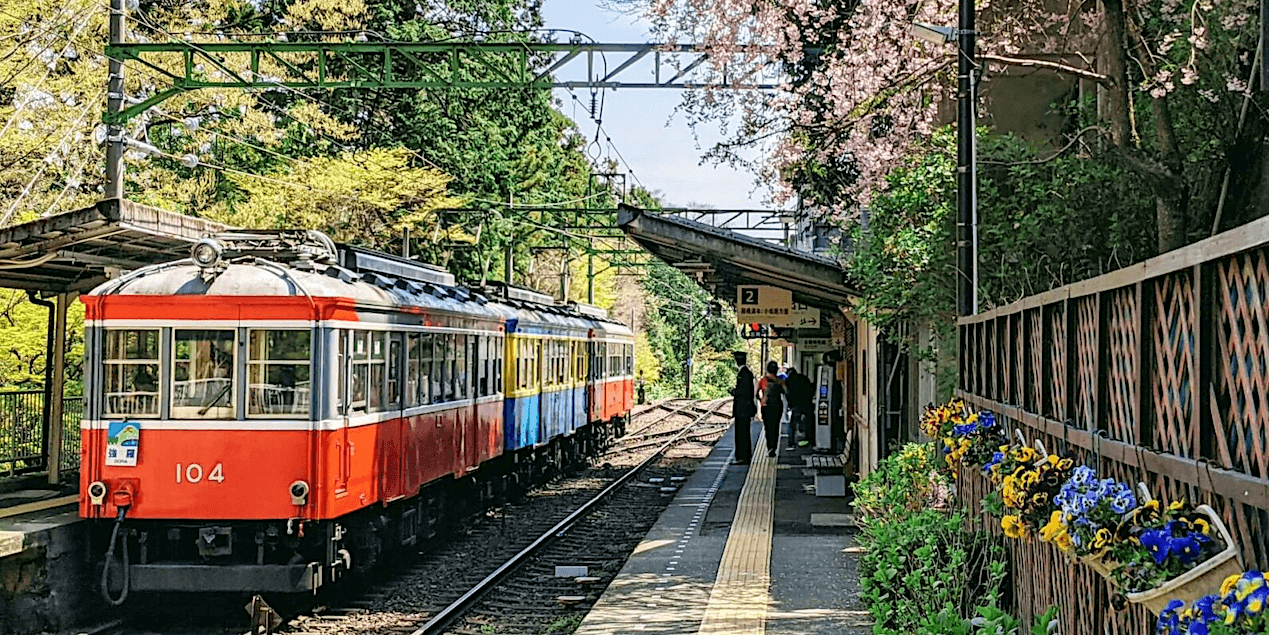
[85, 232, 514, 321]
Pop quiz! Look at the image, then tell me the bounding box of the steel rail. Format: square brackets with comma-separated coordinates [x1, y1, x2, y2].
[409, 399, 727, 635]
[618, 399, 696, 441]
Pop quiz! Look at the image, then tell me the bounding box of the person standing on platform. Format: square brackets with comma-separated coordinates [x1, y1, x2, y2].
[730, 351, 756, 465]
[784, 366, 813, 450]
[756, 361, 786, 457]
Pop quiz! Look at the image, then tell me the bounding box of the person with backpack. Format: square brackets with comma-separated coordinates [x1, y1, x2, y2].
[784, 365, 814, 449]
[756, 361, 786, 457]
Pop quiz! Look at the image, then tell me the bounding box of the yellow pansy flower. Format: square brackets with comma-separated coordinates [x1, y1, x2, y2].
[1002, 514, 1027, 539]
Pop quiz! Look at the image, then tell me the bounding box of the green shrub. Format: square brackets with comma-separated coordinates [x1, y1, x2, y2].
[858, 508, 1007, 633]
[852, 442, 952, 524]
[855, 444, 1059, 635]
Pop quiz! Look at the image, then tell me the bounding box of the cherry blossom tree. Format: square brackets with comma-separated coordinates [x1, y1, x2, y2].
[626, 0, 1263, 251]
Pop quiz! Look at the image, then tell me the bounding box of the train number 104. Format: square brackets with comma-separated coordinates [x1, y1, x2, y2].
[176, 462, 225, 484]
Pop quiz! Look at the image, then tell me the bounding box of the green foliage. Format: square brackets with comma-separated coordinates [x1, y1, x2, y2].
[855, 444, 1060, 635]
[641, 260, 742, 400]
[846, 127, 1157, 398]
[0, 292, 84, 392]
[857, 508, 1007, 634]
[852, 442, 950, 523]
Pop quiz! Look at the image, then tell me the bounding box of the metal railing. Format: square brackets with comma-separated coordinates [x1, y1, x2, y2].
[0, 390, 83, 477]
[957, 213, 1269, 634]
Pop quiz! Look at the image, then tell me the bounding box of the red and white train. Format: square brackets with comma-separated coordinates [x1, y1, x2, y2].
[79, 231, 633, 599]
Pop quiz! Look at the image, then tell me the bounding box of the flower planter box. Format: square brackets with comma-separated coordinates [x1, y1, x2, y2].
[1125, 504, 1244, 615]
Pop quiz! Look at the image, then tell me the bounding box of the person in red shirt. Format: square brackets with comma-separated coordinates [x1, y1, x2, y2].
[755, 361, 785, 457]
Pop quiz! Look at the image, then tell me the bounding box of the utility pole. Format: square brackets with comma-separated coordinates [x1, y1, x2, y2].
[956, 0, 979, 316]
[684, 296, 693, 399]
[104, 0, 126, 199]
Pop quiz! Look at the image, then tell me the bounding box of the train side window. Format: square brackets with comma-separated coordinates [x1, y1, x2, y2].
[456, 334, 468, 400]
[478, 335, 490, 398]
[420, 333, 434, 405]
[103, 329, 161, 418]
[336, 331, 346, 414]
[388, 334, 401, 409]
[489, 335, 499, 393]
[350, 331, 369, 413]
[368, 332, 386, 411]
[172, 329, 237, 420]
[434, 333, 448, 404]
[406, 333, 421, 408]
[247, 329, 311, 417]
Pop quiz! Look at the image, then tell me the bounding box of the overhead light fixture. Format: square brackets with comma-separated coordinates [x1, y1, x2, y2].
[911, 22, 956, 45]
[191, 238, 224, 269]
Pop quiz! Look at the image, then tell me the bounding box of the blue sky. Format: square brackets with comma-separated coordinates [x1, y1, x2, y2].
[540, 0, 772, 210]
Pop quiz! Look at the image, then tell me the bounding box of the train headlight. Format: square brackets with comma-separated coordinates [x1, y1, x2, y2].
[290, 480, 310, 505]
[191, 238, 223, 269]
[88, 481, 107, 506]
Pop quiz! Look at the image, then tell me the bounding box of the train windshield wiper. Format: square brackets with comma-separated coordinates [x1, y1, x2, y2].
[199, 384, 232, 416]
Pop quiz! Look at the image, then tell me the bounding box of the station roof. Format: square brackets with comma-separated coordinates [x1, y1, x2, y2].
[617, 204, 855, 309]
[0, 198, 227, 294]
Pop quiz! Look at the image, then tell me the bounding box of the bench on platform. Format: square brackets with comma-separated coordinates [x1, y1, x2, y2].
[805, 451, 849, 498]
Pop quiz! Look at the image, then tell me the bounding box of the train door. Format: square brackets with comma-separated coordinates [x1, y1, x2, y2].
[335, 330, 354, 495]
[463, 333, 481, 471]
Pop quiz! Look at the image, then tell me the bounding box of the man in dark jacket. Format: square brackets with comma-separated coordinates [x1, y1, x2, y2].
[730, 351, 756, 465]
[784, 366, 814, 449]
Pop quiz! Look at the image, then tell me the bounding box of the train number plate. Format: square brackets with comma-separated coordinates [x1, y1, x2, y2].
[176, 463, 225, 484]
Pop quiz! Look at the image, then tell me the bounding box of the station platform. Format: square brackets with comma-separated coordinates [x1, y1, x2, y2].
[0, 479, 93, 635]
[576, 419, 872, 635]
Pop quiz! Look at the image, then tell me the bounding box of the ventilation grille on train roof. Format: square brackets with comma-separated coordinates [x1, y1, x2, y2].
[568, 302, 609, 319]
[468, 281, 556, 306]
[339, 246, 456, 287]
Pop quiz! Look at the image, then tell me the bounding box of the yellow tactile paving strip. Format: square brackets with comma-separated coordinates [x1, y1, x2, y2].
[696, 429, 776, 635]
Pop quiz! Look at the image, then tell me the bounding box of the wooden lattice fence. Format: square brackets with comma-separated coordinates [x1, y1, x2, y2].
[957, 215, 1269, 634]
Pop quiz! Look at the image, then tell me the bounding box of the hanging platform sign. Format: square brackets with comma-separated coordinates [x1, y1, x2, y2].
[736, 285, 821, 328]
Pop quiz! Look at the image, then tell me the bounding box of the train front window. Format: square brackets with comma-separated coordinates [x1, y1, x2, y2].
[247, 330, 311, 417]
[103, 329, 160, 417]
[172, 330, 236, 419]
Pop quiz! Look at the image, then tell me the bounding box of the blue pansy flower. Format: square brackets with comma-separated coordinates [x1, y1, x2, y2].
[1192, 594, 1220, 622]
[1156, 599, 1184, 634]
[1110, 491, 1136, 515]
[979, 411, 997, 428]
[1140, 528, 1173, 565]
[1170, 535, 1205, 564]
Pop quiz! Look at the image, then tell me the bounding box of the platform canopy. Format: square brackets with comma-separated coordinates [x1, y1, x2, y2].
[0, 198, 227, 293]
[617, 204, 855, 310]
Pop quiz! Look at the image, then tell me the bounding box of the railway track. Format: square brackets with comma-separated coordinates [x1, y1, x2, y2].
[267, 399, 729, 635]
[87, 399, 731, 635]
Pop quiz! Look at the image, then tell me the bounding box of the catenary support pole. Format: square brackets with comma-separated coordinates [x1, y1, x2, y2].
[685, 297, 693, 399]
[105, 0, 126, 199]
[957, 0, 978, 316]
[587, 252, 595, 304]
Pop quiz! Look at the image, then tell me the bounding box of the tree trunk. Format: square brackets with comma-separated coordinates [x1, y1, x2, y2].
[1152, 96, 1187, 252]
[1103, 0, 1189, 252]
[1100, 0, 1133, 147]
